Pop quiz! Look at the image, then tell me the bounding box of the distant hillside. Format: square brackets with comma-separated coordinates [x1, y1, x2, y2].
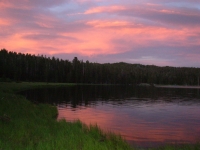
[0, 49, 200, 85]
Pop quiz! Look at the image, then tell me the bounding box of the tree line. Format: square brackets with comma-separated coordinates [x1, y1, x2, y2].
[0, 48, 200, 85]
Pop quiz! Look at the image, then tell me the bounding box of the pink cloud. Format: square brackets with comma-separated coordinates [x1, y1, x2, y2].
[1, 1, 200, 66]
[86, 20, 132, 28]
[0, 18, 14, 26]
[84, 5, 126, 14]
[1, 18, 199, 58]
[83, 4, 200, 27]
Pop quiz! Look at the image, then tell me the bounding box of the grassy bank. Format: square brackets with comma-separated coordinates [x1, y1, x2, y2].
[0, 82, 199, 150]
[0, 82, 132, 150]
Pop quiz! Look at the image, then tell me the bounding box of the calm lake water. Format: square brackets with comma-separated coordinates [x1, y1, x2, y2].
[21, 85, 200, 148]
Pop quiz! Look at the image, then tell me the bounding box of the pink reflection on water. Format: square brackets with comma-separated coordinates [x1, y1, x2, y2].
[57, 102, 200, 147]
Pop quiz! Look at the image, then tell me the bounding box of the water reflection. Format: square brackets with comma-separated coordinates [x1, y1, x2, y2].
[21, 85, 200, 147]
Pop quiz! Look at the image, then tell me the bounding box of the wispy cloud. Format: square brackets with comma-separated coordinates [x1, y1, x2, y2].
[84, 5, 126, 14]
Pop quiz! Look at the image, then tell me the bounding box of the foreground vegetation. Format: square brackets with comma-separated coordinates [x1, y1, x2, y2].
[0, 82, 132, 150]
[0, 82, 199, 150]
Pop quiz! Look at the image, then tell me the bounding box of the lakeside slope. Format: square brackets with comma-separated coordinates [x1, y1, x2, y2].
[0, 82, 199, 150]
[0, 82, 132, 150]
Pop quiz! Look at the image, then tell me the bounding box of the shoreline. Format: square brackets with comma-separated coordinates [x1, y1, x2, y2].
[0, 82, 132, 150]
[154, 85, 200, 89]
[1, 82, 200, 150]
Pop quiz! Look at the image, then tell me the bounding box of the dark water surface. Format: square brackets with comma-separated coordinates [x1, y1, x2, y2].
[21, 85, 200, 148]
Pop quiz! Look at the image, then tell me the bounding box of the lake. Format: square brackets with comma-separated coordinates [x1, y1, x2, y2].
[21, 85, 200, 148]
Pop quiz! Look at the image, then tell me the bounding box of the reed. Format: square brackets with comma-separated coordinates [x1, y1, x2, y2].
[0, 82, 133, 150]
[0, 82, 199, 150]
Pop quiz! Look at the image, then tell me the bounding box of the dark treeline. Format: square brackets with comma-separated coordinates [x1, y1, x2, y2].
[1, 48, 200, 85]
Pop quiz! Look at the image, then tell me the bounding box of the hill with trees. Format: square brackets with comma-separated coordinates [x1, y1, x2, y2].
[1, 48, 200, 85]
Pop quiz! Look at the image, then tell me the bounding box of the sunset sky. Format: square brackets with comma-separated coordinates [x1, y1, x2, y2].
[1, 0, 200, 67]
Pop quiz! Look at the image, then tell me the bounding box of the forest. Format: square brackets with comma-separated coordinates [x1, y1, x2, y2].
[0, 48, 200, 85]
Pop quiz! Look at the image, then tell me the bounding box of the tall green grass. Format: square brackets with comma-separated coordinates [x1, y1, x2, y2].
[0, 82, 199, 150]
[0, 82, 133, 150]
